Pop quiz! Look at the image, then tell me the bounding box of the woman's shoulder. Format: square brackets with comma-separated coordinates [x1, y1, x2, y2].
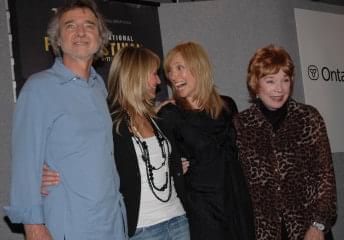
[289, 99, 323, 121]
[237, 105, 255, 117]
[233, 104, 259, 129]
[221, 95, 238, 111]
[156, 102, 183, 130]
[112, 115, 131, 140]
[221, 95, 238, 116]
[158, 102, 181, 119]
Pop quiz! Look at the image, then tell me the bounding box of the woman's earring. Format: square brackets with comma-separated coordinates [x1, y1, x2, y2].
[256, 95, 259, 99]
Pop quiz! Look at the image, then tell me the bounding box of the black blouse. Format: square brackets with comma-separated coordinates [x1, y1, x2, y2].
[158, 96, 255, 240]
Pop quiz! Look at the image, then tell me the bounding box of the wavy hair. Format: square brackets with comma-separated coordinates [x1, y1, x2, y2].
[247, 44, 294, 102]
[47, 0, 110, 59]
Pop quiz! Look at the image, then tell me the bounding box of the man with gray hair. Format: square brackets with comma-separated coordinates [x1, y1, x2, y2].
[4, 1, 127, 239]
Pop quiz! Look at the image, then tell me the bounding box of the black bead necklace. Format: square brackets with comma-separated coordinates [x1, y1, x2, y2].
[128, 115, 172, 202]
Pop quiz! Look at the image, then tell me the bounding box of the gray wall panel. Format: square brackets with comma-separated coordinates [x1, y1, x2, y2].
[159, 0, 304, 111]
[0, 0, 22, 239]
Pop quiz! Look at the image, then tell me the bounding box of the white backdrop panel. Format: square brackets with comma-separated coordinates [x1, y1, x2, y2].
[295, 8, 344, 152]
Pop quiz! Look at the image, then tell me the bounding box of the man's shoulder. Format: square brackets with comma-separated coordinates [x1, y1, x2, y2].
[24, 68, 60, 90]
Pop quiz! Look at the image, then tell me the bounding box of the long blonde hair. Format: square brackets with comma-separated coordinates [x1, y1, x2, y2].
[108, 46, 160, 132]
[164, 41, 224, 119]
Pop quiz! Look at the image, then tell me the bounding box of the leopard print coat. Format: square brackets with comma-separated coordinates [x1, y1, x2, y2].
[234, 99, 336, 240]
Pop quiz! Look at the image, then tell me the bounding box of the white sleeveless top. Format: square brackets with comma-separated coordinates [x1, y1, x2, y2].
[132, 135, 185, 228]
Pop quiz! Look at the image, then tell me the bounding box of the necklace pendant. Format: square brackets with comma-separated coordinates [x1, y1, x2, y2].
[142, 154, 148, 162]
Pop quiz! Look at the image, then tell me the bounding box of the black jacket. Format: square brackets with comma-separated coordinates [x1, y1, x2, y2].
[113, 117, 187, 237]
[158, 96, 255, 240]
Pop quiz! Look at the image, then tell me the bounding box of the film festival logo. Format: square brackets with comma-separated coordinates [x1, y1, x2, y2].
[307, 64, 344, 83]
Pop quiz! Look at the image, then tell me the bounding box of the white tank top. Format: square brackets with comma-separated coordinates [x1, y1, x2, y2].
[132, 135, 185, 228]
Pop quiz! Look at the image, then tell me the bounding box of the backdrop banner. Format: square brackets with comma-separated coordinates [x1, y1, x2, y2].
[9, 0, 168, 100]
[294, 8, 344, 153]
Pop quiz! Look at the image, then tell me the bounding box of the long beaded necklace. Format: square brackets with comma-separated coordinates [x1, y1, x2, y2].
[128, 114, 172, 202]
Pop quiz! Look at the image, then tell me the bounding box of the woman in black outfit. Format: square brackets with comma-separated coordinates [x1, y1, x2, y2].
[160, 41, 255, 240]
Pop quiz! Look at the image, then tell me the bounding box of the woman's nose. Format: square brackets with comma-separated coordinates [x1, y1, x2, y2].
[168, 69, 178, 81]
[275, 83, 283, 92]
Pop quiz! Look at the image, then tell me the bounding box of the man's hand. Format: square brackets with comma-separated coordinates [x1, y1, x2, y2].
[24, 224, 53, 240]
[304, 226, 324, 240]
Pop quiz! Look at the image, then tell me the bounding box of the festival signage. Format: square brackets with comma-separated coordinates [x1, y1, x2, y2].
[9, 0, 167, 100]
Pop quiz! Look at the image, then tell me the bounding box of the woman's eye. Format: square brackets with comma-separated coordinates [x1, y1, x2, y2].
[177, 65, 185, 71]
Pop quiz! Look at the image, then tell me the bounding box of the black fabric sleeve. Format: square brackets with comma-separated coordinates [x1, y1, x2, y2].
[222, 96, 255, 240]
[157, 103, 181, 129]
[221, 95, 238, 116]
[225, 126, 255, 240]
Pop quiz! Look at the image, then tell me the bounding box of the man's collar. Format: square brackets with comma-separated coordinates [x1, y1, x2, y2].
[53, 57, 97, 86]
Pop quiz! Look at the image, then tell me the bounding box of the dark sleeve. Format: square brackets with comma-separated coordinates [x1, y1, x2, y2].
[309, 108, 337, 231]
[221, 95, 238, 116]
[223, 96, 255, 240]
[158, 103, 185, 153]
[157, 104, 188, 210]
[157, 103, 181, 129]
[225, 127, 255, 240]
[112, 122, 141, 237]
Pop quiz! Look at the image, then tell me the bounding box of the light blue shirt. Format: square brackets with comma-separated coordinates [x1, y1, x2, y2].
[4, 58, 127, 240]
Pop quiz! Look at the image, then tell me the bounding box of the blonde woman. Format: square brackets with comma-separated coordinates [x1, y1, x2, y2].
[159, 42, 254, 240]
[41, 47, 190, 240]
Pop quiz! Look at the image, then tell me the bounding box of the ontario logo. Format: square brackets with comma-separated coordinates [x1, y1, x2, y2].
[308, 65, 319, 80]
[307, 65, 344, 82]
